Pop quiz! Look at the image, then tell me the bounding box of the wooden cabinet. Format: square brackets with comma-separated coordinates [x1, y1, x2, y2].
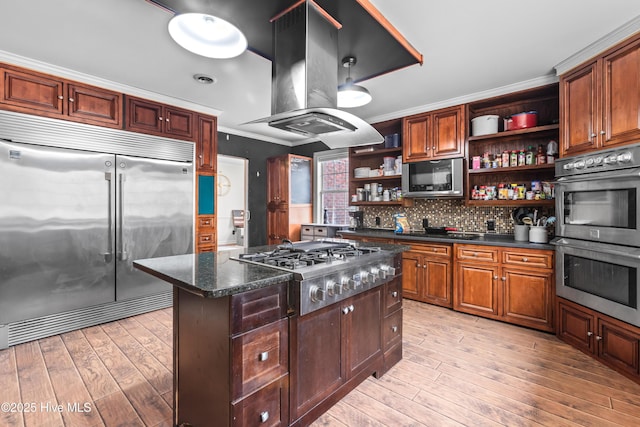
[174, 283, 289, 427]
[453, 244, 554, 332]
[466, 84, 558, 207]
[1, 64, 121, 127]
[402, 242, 453, 308]
[560, 33, 640, 157]
[380, 274, 403, 375]
[402, 105, 465, 162]
[557, 297, 640, 383]
[290, 288, 382, 426]
[196, 114, 217, 172]
[266, 154, 312, 245]
[125, 95, 194, 140]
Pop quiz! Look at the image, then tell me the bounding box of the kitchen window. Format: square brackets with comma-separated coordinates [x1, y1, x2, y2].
[314, 149, 349, 225]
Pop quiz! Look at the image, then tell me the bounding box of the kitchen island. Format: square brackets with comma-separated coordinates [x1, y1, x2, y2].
[134, 241, 406, 427]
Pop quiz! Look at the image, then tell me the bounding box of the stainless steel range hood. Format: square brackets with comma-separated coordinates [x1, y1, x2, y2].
[247, 0, 382, 149]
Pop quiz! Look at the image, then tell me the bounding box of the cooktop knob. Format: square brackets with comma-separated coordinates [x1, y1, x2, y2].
[381, 265, 396, 276]
[593, 156, 603, 166]
[585, 158, 595, 167]
[617, 152, 633, 163]
[326, 280, 342, 296]
[604, 155, 618, 165]
[574, 160, 586, 169]
[563, 162, 574, 170]
[309, 285, 325, 302]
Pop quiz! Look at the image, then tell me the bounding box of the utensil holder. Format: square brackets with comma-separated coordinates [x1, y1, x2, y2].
[528, 226, 548, 243]
[514, 224, 530, 241]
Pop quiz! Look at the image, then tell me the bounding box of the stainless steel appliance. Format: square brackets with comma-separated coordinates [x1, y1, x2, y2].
[402, 157, 464, 198]
[0, 110, 193, 348]
[232, 240, 399, 315]
[553, 142, 640, 327]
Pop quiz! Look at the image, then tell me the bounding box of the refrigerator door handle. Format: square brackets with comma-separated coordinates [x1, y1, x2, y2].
[118, 173, 128, 261]
[104, 172, 113, 263]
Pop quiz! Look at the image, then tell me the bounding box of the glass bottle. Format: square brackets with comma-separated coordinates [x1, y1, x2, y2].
[525, 146, 534, 165]
[536, 144, 546, 165]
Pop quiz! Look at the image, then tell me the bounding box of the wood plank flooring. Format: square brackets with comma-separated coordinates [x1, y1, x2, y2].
[1, 299, 639, 426]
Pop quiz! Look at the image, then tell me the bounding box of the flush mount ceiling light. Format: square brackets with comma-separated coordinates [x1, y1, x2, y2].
[168, 13, 247, 59]
[337, 56, 372, 108]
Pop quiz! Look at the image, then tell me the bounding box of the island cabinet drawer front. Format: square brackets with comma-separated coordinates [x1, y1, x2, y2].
[232, 319, 289, 401]
[409, 243, 451, 257]
[232, 376, 288, 427]
[502, 250, 553, 269]
[383, 309, 403, 350]
[231, 283, 288, 334]
[455, 245, 498, 263]
[384, 278, 402, 315]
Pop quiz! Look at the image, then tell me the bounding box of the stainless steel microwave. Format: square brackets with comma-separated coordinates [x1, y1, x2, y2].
[402, 157, 464, 198]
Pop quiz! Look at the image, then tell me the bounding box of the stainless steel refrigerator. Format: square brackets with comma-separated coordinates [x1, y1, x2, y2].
[0, 110, 193, 348]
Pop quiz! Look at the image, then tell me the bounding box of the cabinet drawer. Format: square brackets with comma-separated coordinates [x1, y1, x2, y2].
[314, 226, 328, 237]
[232, 319, 289, 401]
[301, 226, 314, 236]
[232, 376, 288, 427]
[502, 250, 553, 269]
[232, 283, 288, 334]
[383, 309, 403, 350]
[455, 245, 498, 263]
[384, 278, 402, 315]
[198, 232, 215, 245]
[409, 242, 451, 257]
[197, 215, 215, 230]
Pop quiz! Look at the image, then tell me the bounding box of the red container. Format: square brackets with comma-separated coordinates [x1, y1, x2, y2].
[506, 111, 537, 130]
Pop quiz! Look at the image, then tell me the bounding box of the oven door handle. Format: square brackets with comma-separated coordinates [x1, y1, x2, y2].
[556, 167, 640, 183]
[552, 238, 640, 260]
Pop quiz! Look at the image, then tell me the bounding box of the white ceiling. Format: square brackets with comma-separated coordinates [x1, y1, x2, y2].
[1, 0, 639, 146]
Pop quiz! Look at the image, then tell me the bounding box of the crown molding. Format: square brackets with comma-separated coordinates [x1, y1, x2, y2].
[365, 74, 559, 124]
[554, 16, 640, 76]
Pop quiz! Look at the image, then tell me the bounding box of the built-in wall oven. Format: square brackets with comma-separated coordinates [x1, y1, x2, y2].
[553, 142, 640, 326]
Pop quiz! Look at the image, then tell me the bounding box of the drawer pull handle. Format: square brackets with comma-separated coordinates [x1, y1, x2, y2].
[473, 252, 477, 257]
[391, 291, 398, 298]
[260, 411, 269, 423]
[392, 326, 398, 333]
[522, 257, 528, 262]
[258, 351, 269, 362]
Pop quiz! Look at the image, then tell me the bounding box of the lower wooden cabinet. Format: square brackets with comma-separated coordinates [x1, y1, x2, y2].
[402, 242, 453, 308]
[381, 277, 403, 374]
[196, 215, 216, 252]
[453, 244, 554, 332]
[557, 297, 640, 382]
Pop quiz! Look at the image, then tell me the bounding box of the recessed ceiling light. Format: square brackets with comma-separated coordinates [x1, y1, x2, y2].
[168, 13, 247, 59]
[193, 74, 216, 84]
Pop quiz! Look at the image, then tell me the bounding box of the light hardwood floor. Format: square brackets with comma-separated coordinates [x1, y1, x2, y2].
[1, 299, 639, 426]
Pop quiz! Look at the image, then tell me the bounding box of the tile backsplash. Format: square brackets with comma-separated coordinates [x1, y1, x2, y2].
[360, 199, 554, 234]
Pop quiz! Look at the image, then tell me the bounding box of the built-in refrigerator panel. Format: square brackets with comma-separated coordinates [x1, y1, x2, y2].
[115, 154, 193, 301]
[0, 140, 116, 323]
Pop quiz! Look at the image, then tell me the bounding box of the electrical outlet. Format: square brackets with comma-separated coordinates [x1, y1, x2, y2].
[486, 219, 496, 231]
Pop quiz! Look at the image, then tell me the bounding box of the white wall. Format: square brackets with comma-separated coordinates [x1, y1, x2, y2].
[217, 155, 247, 247]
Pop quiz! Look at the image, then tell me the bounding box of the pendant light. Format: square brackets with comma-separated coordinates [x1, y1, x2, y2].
[168, 13, 247, 59]
[337, 56, 372, 108]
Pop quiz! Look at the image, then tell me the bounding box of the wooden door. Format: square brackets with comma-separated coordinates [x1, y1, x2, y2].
[502, 267, 553, 331]
[126, 96, 164, 134]
[165, 106, 194, 140]
[601, 36, 640, 148]
[431, 106, 464, 159]
[196, 114, 217, 172]
[424, 258, 452, 308]
[402, 113, 431, 162]
[67, 82, 121, 127]
[454, 263, 499, 317]
[291, 306, 343, 421]
[1, 67, 64, 115]
[401, 251, 422, 300]
[560, 61, 599, 157]
[598, 317, 640, 377]
[344, 290, 382, 378]
[557, 299, 596, 354]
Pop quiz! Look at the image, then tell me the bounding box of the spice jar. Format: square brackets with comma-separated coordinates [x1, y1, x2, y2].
[510, 150, 518, 167]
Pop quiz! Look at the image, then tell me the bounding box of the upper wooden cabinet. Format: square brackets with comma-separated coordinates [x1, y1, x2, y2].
[196, 114, 217, 172]
[0, 65, 121, 128]
[125, 95, 194, 140]
[560, 33, 640, 157]
[402, 105, 465, 162]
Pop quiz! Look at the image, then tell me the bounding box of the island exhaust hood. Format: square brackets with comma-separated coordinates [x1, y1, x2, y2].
[247, 0, 383, 148]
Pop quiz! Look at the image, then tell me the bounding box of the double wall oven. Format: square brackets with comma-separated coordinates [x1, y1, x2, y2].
[553, 142, 640, 327]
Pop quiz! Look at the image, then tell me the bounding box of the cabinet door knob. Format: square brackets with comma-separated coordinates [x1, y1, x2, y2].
[349, 304, 354, 312]
[260, 411, 269, 423]
[159, 117, 164, 121]
[166, 118, 170, 122]
[501, 276, 506, 281]
[596, 335, 603, 341]
[68, 97, 75, 102]
[493, 275, 498, 280]
[600, 130, 606, 135]
[342, 306, 350, 315]
[472, 252, 478, 257]
[590, 133, 597, 138]
[587, 331, 593, 337]
[432, 146, 436, 150]
[392, 326, 398, 333]
[258, 351, 269, 362]
[522, 257, 528, 262]
[391, 291, 398, 298]
[57, 95, 64, 100]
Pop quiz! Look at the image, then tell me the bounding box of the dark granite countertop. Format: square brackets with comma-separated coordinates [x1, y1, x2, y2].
[133, 250, 293, 298]
[339, 229, 555, 250]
